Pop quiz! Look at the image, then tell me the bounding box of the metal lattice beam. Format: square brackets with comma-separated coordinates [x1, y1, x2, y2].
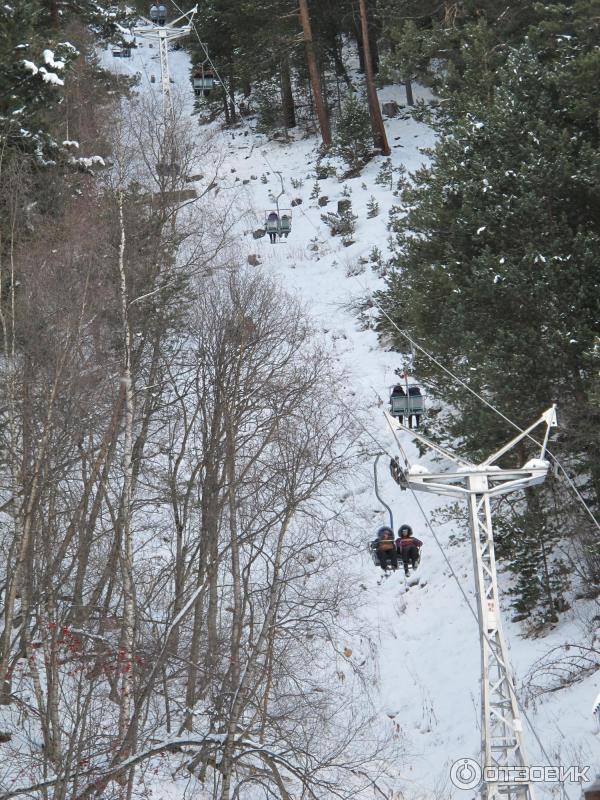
[132, 6, 197, 118]
[387, 406, 557, 800]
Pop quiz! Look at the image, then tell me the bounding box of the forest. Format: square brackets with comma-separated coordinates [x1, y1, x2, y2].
[1, 0, 599, 798]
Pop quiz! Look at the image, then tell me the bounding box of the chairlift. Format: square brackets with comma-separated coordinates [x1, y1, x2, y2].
[264, 172, 292, 244]
[192, 62, 215, 97]
[264, 209, 292, 243]
[111, 46, 131, 58]
[389, 373, 425, 429]
[149, 3, 167, 24]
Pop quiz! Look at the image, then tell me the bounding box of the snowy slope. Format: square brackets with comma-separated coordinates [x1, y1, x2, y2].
[100, 39, 599, 800]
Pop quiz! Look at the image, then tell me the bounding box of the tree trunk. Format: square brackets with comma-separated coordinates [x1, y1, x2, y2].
[228, 64, 237, 124]
[280, 55, 296, 130]
[358, 0, 390, 155]
[354, 0, 379, 74]
[298, 0, 331, 147]
[405, 78, 414, 106]
[116, 178, 137, 787]
[222, 91, 230, 126]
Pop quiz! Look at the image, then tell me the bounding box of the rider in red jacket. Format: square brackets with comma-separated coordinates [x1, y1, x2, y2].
[395, 524, 423, 576]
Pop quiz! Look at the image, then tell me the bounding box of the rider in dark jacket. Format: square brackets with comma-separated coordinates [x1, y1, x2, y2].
[395, 524, 423, 576]
[370, 526, 398, 572]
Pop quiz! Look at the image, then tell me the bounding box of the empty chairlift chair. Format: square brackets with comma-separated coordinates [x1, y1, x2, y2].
[149, 4, 159, 23]
[156, 4, 167, 24]
[192, 64, 215, 97]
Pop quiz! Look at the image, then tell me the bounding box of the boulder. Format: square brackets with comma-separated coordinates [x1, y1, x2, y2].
[318, 196, 329, 207]
[247, 254, 261, 266]
[291, 198, 303, 207]
[337, 199, 352, 214]
[382, 101, 400, 118]
[253, 228, 266, 240]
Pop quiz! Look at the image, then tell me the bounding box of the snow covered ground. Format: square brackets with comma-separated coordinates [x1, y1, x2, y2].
[100, 38, 599, 800]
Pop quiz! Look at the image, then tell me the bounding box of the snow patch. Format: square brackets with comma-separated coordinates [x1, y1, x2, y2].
[408, 464, 430, 475]
[39, 67, 64, 86]
[522, 458, 549, 470]
[43, 49, 65, 70]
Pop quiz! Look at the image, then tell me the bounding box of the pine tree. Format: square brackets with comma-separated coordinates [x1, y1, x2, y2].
[333, 94, 373, 171]
[366, 196, 379, 217]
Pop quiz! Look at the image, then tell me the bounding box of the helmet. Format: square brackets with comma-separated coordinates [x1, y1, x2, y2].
[398, 524, 413, 537]
[377, 526, 393, 538]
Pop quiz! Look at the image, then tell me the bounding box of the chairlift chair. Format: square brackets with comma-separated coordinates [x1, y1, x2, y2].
[264, 209, 292, 242]
[192, 63, 215, 97]
[390, 382, 425, 428]
[279, 213, 291, 238]
[149, 3, 166, 24]
[265, 172, 292, 243]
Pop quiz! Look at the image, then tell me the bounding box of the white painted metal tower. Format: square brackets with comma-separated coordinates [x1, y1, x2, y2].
[133, 6, 197, 118]
[388, 406, 558, 800]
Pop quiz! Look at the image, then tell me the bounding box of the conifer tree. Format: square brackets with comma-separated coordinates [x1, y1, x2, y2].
[378, 13, 600, 624]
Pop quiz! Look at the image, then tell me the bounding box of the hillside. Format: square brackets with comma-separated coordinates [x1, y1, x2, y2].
[98, 35, 599, 800]
[1, 2, 599, 798]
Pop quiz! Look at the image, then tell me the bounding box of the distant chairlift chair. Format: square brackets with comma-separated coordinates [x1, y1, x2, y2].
[192, 63, 215, 97]
[149, 3, 167, 25]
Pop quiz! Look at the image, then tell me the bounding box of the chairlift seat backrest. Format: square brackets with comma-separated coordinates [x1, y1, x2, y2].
[407, 385, 424, 413]
[390, 384, 424, 416]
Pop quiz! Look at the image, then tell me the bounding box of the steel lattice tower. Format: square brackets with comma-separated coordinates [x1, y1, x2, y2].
[388, 407, 558, 800]
[133, 6, 197, 118]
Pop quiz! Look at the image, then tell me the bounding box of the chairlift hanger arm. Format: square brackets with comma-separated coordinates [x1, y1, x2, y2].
[373, 454, 394, 529]
[274, 171, 286, 202]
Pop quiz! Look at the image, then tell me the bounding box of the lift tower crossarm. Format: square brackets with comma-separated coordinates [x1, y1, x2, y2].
[387, 407, 558, 800]
[482, 405, 557, 467]
[132, 6, 198, 118]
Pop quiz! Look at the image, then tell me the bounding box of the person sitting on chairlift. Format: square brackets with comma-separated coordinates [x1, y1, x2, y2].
[390, 384, 406, 426]
[395, 524, 423, 577]
[408, 385, 423, 429]
[370, 527, 398, 572]
[266, 212, 279, 244]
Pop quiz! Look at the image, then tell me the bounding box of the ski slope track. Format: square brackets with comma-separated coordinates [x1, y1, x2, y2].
[101, 38, 599, 800]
